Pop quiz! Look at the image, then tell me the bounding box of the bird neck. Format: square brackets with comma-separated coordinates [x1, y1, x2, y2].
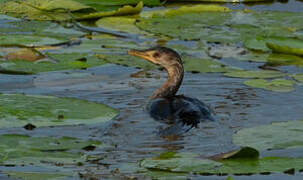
[151, 63, 184, 99]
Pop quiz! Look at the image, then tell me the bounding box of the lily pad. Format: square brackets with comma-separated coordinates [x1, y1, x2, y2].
[73, 0, 160, 9]
[136, 9, 303, 43]
[233, 120, 303, 151]
[224, 70, 285, 79]
[0, 134, 102, 166]
[266, 53, 303, 67]
[0, 53, 107, 74]
[96, 17, 147, 35]
[183, 57, 235, 73]
[76, 1, 143, 20]
[0, 94, 118, 128]
[140, 152, 221, 173]
[292, 74, 303, 83]
[0, 0, 93, 21]
[0, 34, 67, 46]
[244, 79, 296, 92]
[5, 171, 73, 180]
[267, 39, 303, 57]
[140, 151, 303, 175]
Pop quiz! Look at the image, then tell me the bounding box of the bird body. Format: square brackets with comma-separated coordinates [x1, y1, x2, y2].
[128, 47, 215, 130]
[148, 95, 214, 127]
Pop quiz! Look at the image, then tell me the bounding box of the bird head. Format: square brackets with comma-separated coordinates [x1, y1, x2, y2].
[128, 46, 182, 68]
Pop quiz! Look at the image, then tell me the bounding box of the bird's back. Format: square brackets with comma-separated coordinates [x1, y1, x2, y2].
[148, 96, 215, 127]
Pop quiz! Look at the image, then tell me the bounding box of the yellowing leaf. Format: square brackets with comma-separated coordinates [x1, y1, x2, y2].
[0, 0, 93, 21]
[77, 1, 143, 20]
[141, 4, 230, 18]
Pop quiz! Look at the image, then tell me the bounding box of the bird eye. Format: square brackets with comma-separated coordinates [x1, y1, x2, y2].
[153, 52, 161, 58]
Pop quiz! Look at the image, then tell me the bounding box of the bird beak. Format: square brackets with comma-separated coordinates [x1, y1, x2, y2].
[128, 49, 154, 63]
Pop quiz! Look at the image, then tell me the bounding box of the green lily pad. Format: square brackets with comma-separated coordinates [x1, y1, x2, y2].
[136, 9, 303, 43]
[183, 57, 235, 73]
[140, 151, 303, 175]
[0, 19, 84, 39]
[0, 34, 67, 46]
[0, 0, 93, 21]
[224, 70, 285, 79]
[267, 39, 303, 57]
[292, 74, 303, 83]
[244, 37, 303, 53]
[140, 152, 221, 173]
[0, 134, 102, 166]
[0, 54, 107, 74]
[266, 53, 303, 67]
[5, 171, 73, 180]
[233, 120, 303, 151]
[96, 17, 147, 35]
[244, 79, 296, 92]
[76, 1, 143, 20]
[73, 0, 160, 9]
[0, 94, 118, 128]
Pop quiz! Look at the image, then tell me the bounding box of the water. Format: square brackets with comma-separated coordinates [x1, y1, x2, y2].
[0, 0, 303, 179]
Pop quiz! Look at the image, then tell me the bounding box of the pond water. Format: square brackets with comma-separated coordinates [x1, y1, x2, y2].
[0, 0, 303, 179]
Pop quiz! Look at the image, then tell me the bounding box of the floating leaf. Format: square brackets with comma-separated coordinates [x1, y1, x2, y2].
[137, 9, 303, 43]
[266, 53, 303, 67]
[96, 17, 147, 35]
[224, 70, 285, 79]
[0, 94, 118, 128]
[244, 79, 296, 92]
[183, 57, 236, 73]
[0, 0, 93, 21]
[0, 34, 67, 46]
[5, 171, 73, 180]
[140, 152, 221, 173]
[292, 74, 303, 83]
[5, 48, 44, 61]
[0, 54, 107, 74]
[74, 0, 160, 8]
[0, 134, 102, 166]
[210, 147, 259, 160]
[267, 39, 303, 56]
[77, 1, 143, 20]
[141, 151, 303, 175]
[233, 120, 303, 151]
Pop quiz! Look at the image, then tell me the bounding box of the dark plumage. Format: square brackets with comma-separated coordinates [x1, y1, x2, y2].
[128, 46, 215, 132]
